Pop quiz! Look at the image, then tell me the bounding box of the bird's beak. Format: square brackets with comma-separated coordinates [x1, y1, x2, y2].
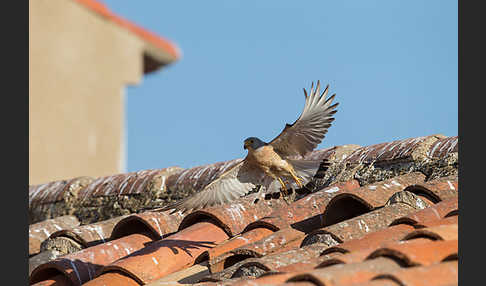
[243, 141, 248, 150]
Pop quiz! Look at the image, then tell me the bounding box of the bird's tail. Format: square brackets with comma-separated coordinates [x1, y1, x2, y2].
[287, 159, 323, 185]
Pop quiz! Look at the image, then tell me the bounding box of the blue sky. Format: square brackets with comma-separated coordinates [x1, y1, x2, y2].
[101, 0, 457, 172]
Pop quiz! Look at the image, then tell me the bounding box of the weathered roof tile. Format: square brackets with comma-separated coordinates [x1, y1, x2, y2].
[344, 135, 442, 164]
[29, 215, 80, 256]
[401, 223, 458, 241]
[28, 134, 459, 286]
[302, 199, 422, 246]
[322, 173, 426, 226]
[427, 136, 458, 159]
[249, 180, 360, 232]
[166, 159, 242, 195]
[389, 197, 458, 228]
[31, 273, 72, 286]
[207, 228, 274, 273]
[403, 177, 458, 203]
[30, 232, 154, 285]
[365, 239, 458, 266]
[317, 238, 457, 268]
[178, 193, 288, 236]
[286, 257, 402, 286]
[232, 242, 334, 277]
[203, 227, 309, 281]
[369, 260, 458, 286]
[29, 167, 182, 224]
[47, 215, 128, 250]
[82, 271, 140, 286]
[95, 222, 229, 285]
[110, 210, 185, 240]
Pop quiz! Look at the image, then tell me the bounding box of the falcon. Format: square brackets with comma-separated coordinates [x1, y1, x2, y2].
[162, 81, 338, 213]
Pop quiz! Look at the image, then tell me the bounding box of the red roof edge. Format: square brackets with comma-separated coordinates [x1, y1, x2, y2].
[73, 0, 181, 61]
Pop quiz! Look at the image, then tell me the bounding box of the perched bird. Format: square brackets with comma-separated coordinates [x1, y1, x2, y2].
[162, 81, 338, 213]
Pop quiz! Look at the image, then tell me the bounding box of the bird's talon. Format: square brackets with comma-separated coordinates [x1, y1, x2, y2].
[291, 174, 305, 188]
[277, 177, 287, 191]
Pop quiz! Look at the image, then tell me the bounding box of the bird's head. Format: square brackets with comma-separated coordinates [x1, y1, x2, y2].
[244, 137, 266, 150]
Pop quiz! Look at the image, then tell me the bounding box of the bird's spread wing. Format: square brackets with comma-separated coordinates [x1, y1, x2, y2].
[161, 161, 265, 213]
[269, 81, 338, 158]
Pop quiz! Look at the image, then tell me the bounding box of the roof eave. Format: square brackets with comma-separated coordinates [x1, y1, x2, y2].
[73, 0, 181, 74]
[142, 41, 181, 74]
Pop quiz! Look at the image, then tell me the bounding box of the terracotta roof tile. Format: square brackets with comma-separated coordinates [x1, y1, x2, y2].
[82, 271, 140, 286]
[283, 283, 316, 286]
[389, 197, 458, 228]
[231, 272, 296, 285]
[30, 232, 154, 285]
[178, 193, 288, 236]
[110, 210, 185, 240]
[401, 223, 458, 241]
[370, 260, 458, 286]
[343, 135, 442, 164]
[31, 273, 72, 286]
[29, 177, 93, 222]
[166, 159, 242, 196]
[248, 180, 361, 232]
[427, 136, 458, 159]
[207, 228, 274, 273]
[32, 212, 188, 276]
[302, 198, 424, 246]
[420, 215, 458, 228]
[30, 216, 133, 272]
[317, 239, 457, 268]
[77, 168, 177, 199]
[30, 250, 64, 277]
[244, 172, 422, 238]
[332, 173, 425, 220]
[222, 227, 306, 264]
[209, 223, 424, 281]
[303, 144, 362, 161]
[29, 215, 80, 256]
[366, 239, 458, 266]
[356, 280, 401, 286]
[95, 222, 229, 285]
[147, 261, 211, 285]
[320, 216, 455, 256]
[206, 174, 425, 278]
[27, 134, 459, 285]
[228, 257, 398, 286]
[285, 257, 402, 286]
[46, 215, 128, 250]
[231, 242, 333, 277]
[29, 167, 182, 224]
[208, 227, 322, 278]
[281, 260, 458, 286]
[402, 177, 458, 203]
[204, 180, 360, 273]
[232, 224, 458, 280]
[29, 178, 77, 208]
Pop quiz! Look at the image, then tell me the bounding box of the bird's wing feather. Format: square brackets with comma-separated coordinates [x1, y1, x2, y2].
[161, 160, 266, 213]
[269, 81, 338, 158]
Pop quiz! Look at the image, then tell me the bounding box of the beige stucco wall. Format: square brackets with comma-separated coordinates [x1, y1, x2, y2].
[29, 0, 145, 184]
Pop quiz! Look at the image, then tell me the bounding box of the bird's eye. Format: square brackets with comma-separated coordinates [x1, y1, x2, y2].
[250, 140, 254, 143]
